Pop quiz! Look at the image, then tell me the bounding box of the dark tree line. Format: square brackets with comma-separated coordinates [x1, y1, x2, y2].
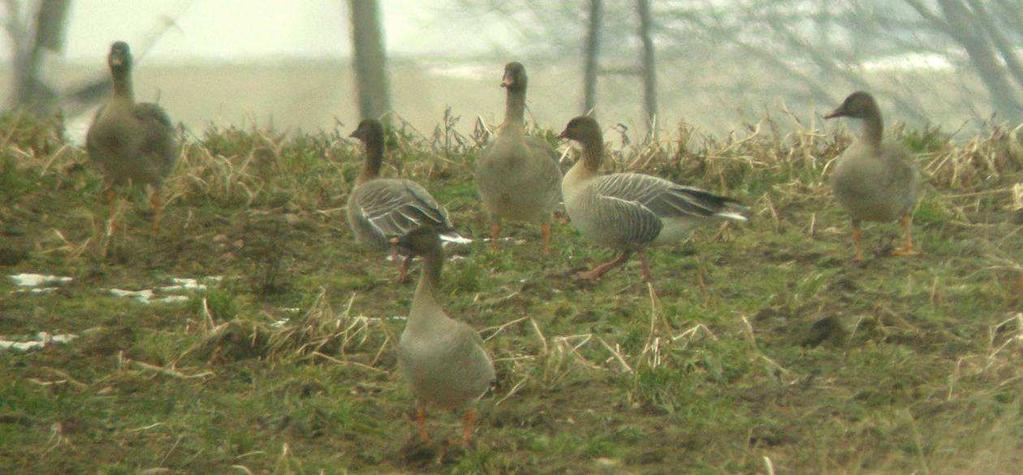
[456, 0, 1023, 125]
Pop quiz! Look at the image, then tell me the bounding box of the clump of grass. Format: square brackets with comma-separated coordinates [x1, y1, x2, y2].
[267, 291, 391, 369]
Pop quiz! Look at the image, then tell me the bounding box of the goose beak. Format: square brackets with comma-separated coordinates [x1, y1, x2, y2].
[110, 56, 124, 67]
[557, 130, 569, 140]
[500, 74, 513, 88]
[823, 108, 843, 119]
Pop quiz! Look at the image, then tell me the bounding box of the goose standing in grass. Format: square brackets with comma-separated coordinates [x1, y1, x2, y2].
[825, 91, 919, 262]
[393, 226, 495, 447]
[558, 116, 748, 284]
[86, 41, 178, 235]
[347, 119, 466, 282]
[475, 62, 562, 254]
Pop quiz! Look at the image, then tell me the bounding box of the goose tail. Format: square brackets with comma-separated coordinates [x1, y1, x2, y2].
[439, 230, 473, 245]
[713, 200, 750, 222]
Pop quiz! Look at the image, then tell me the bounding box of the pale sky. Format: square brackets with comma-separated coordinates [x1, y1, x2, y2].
[14, 0, 510, 62]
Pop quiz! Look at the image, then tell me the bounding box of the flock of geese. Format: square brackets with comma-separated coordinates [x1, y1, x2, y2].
[85, 42, 920, 446]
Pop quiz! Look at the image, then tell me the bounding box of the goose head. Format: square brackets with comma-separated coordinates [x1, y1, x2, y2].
[108, 41, 133, 76]
[350, 118, 384, 145]
[501, 62, 527, 92]
[825, 91, 878, 120]
[395, 225, 442, 257]
[558, 116, 602, 145]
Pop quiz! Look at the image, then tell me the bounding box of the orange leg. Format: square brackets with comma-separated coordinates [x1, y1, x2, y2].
[397, 255, 412, 283]
[462, 408, 477, 447]
[103, 187, 117, 205]
[106, 195, 124, 237]
[415, 404, 431, 444]
[540, 223, 551, 255]
[489, 223, 501, 252]
[577, 251, 632, 281]
[891, 214, 918, 257]
[637, 249, 653, 284]
[852, 225, 864, 263]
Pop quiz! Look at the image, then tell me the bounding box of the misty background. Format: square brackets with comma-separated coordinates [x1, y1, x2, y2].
[3, 0, 1022, 142]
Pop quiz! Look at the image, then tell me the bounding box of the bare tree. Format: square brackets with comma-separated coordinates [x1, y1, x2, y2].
[582, 0, 602, 114]
[3, 0, 71, 115]
[637, 0, 657, 136]
[905, 0, 1023, 120]
[348, 0, 391, 122]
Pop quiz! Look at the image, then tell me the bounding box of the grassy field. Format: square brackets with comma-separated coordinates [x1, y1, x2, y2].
[0, 111, 1021, 473]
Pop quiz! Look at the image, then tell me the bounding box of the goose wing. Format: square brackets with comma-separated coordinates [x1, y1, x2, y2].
[594, 173, 748, 221]
[354, 179, 453, 239]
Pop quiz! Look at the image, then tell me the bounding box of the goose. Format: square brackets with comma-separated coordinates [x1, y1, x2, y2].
[347, 119, 466, 282]
[558, 116, 748, 283]
[86, 41, 178, 235]
[475, 62, 562, 254]
[393, 226, 495, 447]
[825, 91, 919, 262]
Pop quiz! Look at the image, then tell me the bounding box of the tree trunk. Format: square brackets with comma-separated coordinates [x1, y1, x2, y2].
[965, 0, 1023, 90]
[636, 0, 657, 137]
[348, 0, 391, 122]
[582, 0, 602, 115]
[8, 0, 70, 114]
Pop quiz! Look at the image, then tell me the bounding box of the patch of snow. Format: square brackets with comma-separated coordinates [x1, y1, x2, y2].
[160, 278, 207, 292]
[110, 288, 155, 303]
[9, 273, 72, 288]
[18, 287, 59, 294]
[107, 275, 219, 305]
[0, 331, 78, 352]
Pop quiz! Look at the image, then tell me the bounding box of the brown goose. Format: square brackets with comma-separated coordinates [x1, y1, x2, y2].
[347, 119, 467, 282]
[825, 91, 919, 262]
[475, 62, 562, 254]
[86, 41, 178, 235]
[393, 226, 495, 447]
[558, 116, 748, 284]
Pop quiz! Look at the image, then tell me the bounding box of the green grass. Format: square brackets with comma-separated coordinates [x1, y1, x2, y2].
[1, 112, 1021, 473]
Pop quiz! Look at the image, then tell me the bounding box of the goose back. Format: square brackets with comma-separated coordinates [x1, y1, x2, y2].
[398, 320, 494, 409]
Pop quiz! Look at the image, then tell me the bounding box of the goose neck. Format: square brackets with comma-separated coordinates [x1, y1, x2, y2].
[503, 88, 526, 129]
[111, 69, 134, 102]
[409, 251, 444, 326]
[356, 141, 384, 184]
[860, 110, 884, 148]
[580, 136, 604, 172]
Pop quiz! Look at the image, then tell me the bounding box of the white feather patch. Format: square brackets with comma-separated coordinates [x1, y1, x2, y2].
[714, 211, 748, 222]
